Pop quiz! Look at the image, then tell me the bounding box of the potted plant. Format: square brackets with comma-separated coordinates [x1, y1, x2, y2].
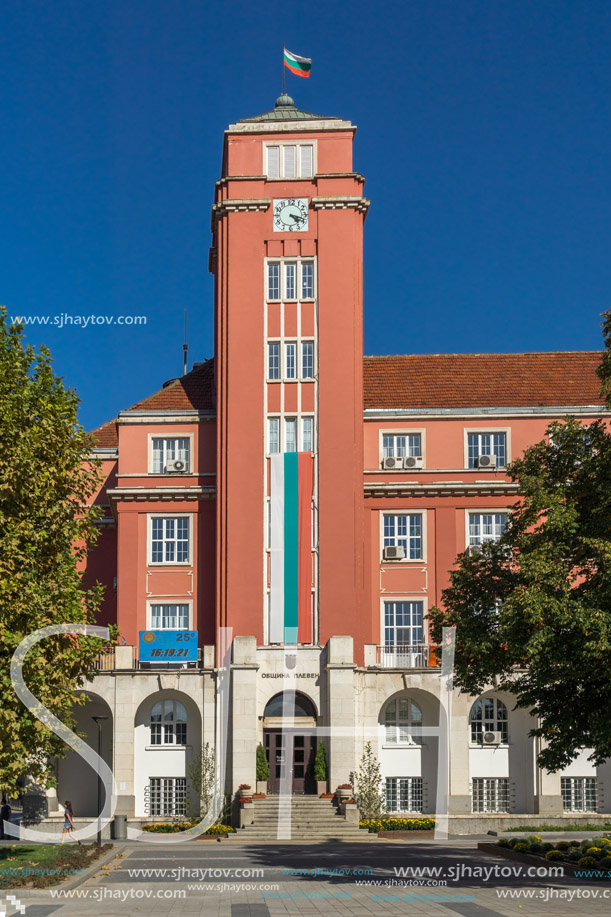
[313, 740, 328, 795]
[336, 783, 353, 801]
[256, 743, 269, 795]
[238, 784, 252, 799]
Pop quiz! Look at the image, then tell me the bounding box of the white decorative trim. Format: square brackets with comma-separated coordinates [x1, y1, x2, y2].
[311, 195, 370, 213]
[365, 481, 519, 498]
[90, 448, 118, 460]
[364, 405, 606, 419]
[117, 410, 214, 424]
[107, 486, 215, 502]
[212, 199, 271, 217]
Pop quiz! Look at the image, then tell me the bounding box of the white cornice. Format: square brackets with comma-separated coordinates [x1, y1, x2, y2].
[212, 199, 271, 217]
[117, 411, 215, 424]
[89, 449, 118, 460]
[363, 405, 607, 420]
[107, 486, 216, 503]
[364, 481, 520, 498]
[226, 121, 354, 134]
[311, 195, 370, 213]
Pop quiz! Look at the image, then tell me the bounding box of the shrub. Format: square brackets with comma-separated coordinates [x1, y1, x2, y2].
[513, 842, 528, 853]
[313, 741, 328, 782]
[352, 742, 386, 820]
[528, 843, 544, 855]
[527, 835, 543, 844]
[578, 856, 597, 868]
[585, 846, 603, 859]
[545, 850, 564, 861]
[568, 839, 580, 847]
[542, 842, 555, 852]
[567, 849, 582, 861]
[256, 744, 270, 782]
[359, 817, 435, 833]
[556, 841, 571, 851]
[592, 837, 611, 847]
[497, 838, 511, 848]
[141, 823, 235, 834]
[509, 837, 522, 848]
[599, 856, 611, 869]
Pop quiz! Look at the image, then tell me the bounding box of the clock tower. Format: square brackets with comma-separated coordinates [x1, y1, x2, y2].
[211, 93, 369, 657]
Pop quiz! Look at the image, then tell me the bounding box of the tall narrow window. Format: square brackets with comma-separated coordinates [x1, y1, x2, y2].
[283, 145, 297, 178]
[468, 513, 507, 546]
[384, 697, 423, 744]
[285, 263, 296, 299]
[300, 145, 313, 178]
[468, 432, 507, 468]
[285, 418, 297, 452]
[151, 438, 190, 473]
[285, 342, 297, 379]
[150, 700, 187, 745]
[150, 604, 189, 629]
[383, 514, 422, 560]
[268, 418, 280, 454]
[302, 417, 314, 452]
[149, 777, 186, 816]
[151, 517, 189, 564]
[266, 146, 280, 178]
[267, 262, 280, 299]
[301, 341, 314, 379]
[301, 262, 314, 299]
[267, 342, 280, 380]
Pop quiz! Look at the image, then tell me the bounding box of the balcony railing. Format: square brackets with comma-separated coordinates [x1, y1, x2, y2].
[376, 644, 440, 668]
[93, 647, 204, 671]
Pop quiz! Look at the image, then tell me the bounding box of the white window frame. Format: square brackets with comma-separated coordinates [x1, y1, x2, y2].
[464, 428, 510, 469]
[268, 416, 280, 454]
[147, 514, 192, 566]
[301, 416, 314, 453]
[379, 429, 425, 467]
[284, 417, 297, 453]
[385, 777, 424, 813]
[471, 777, 510, 813]
[466, 510, 509, 548]
[147, 600, 193, 630]
[284, 341, 297, 379]
[263, 141, 317, 179]
[383, 695, 423, 746]
[469, 696, 509, 745]
[148, 777, 187, 816]
[561, 777, 598, 813]
[380, 511, 426, 562]
[148, 434, 194, 474]
[301, 340, 315, 379]
[265, 258, 317, 303]
[267, 341, 281, 381]
[150, 699, 188, 746]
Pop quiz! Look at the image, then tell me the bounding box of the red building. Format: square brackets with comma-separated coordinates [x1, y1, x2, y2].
[50, 95, 610, 833]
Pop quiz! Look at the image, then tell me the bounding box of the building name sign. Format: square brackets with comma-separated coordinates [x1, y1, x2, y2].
[262, 672, 318, 679]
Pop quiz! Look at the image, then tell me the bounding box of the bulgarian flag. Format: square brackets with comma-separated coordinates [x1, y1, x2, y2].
[284, 47, 312, 78]
[269, 452, 314, 644]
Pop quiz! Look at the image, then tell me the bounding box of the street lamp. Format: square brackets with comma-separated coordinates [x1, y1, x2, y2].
[92, 715, 109, 845]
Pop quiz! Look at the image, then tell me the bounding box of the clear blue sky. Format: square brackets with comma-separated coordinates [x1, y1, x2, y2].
[1, 0, 610, 431]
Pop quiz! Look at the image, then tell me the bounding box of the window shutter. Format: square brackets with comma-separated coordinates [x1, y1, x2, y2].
[266, 146, 280, 178]
[300, 145, 313, 177]
[283, 145, 297, 178]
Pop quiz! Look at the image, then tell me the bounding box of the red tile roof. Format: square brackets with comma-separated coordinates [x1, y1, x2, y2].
[90, 351, 605, 446]
[363, 352, 604, 410]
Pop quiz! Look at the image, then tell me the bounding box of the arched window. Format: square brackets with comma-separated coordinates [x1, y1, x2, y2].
[150, 700, 187, 745]
[263, 692, 317, 719]
[470, 697, 508, 744]
[384, 697, 422, 744]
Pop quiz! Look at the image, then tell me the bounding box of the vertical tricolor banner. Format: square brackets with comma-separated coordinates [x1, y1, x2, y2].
[270, 452, 314, 644]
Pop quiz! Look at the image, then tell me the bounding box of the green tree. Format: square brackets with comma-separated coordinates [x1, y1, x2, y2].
[313, 740, 327, 782]
[256, 742, 269, 782]
[187, 742, 216, 819]
[352, 742, 385, 819]
[429, 311, 611, 772]
[0, 310, 107, 795]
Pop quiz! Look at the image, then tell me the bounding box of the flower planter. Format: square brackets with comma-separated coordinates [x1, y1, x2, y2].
[237, 786, 252, 799]
[256, 781, 268, 795]
[316, 781, 327, 796]
[336, 786, 353, 801]
[253, 793, 266, 799]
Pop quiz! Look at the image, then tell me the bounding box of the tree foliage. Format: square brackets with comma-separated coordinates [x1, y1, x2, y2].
[429, 311, 611, 772]
[187, 742, 216, 819]
[256, 742, 270, 782]
[0, 310, 107, 794]
[352, 742, 385, 819]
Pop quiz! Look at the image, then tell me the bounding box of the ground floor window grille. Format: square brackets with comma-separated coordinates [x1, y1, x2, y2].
[561, 777, 597, 812]
[149, 777, 186, 817]
[471, 777, 509, 813]
[385, 777, 423, 813]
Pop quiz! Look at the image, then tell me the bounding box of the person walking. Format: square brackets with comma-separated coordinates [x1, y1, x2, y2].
[61, 800, 81, 845]
[0, 798, 11, 840]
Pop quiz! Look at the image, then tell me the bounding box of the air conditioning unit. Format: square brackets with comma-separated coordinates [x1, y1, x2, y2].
[482, 731, 503, 745]
[166, 459, 187, 472]
[477, 454, 497, 469]
[404, 456, 423, 469]
[383, 545, 405, 561]
[382, 456, 402, 470]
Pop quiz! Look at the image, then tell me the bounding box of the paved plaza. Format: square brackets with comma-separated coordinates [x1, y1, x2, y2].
[2, 837, 610, 917]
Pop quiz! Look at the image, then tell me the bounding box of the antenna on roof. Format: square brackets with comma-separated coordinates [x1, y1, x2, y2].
[183, 310, 188, 376]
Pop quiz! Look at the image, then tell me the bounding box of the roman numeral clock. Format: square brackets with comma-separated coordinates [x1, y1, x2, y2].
[272, 198, 309, 232]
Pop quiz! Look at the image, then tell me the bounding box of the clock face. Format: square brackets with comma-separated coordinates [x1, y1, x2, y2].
[273, 198, 309, 232]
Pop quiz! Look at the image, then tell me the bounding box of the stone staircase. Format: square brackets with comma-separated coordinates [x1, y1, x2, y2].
[230, 795, 373, 842]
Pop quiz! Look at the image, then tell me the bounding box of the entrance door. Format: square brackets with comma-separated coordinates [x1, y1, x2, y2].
[264, 730, 315, 794]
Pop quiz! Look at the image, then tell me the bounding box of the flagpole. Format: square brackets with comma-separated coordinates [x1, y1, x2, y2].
[282, 43, 286, 95]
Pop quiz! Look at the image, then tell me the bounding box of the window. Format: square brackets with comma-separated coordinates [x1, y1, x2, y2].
[268, 417, 280, 454]
[468, 432, 507, 468]
[266, 260, 316, 301]
[472, 778, 509, 813]
[267, 262, 280, 299]
[285, 418, 297, 452]
[561, 777, 598, 812]
[265, 143, 314, 178]
[383, 434, 421, 459]
[470, 698, 508, 743]
[285, 342, 297, 379]
[284, 263, 296, 300]
[385, 777, 423, 813]
[301, 341, 314, 378]
[148, 777, 186, 816]
[150, 700, 187, 746]
[468, 513, 508, 546]
[384, 601, 424, 650]
[383, 514, 422, 560]
[151, 438, 190, 474]
[151, 517, 189, 564]
[267, 342, 280, 380]
[384, 697, 423, 745]
[302, 417, 314, 453]
[301, 262, 314, 298]
[150, 604, 189, 630]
